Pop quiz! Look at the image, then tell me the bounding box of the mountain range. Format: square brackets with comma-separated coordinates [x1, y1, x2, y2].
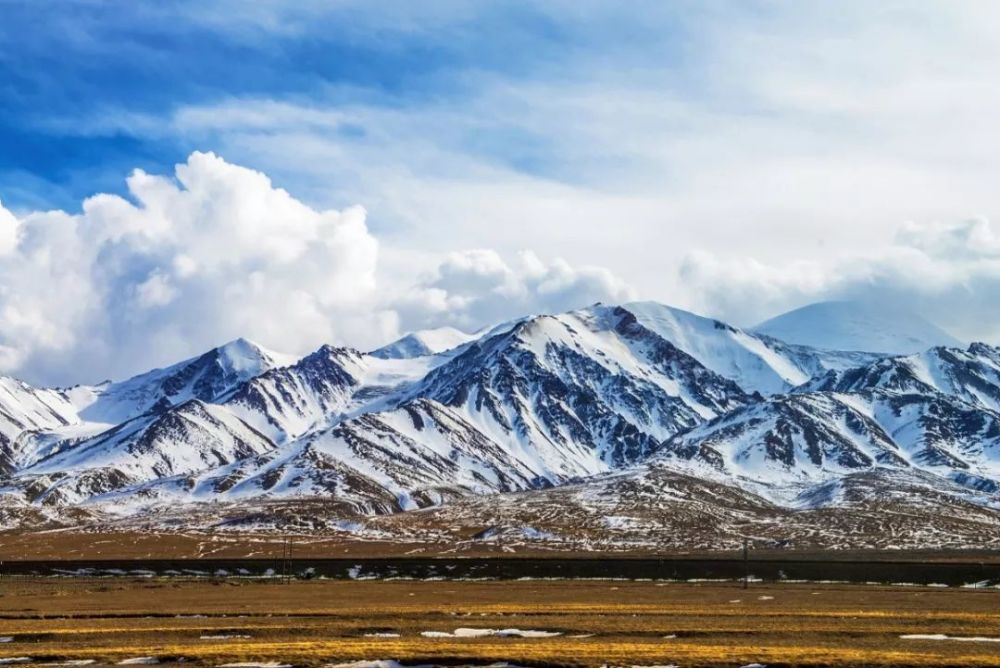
[2, 299, 998, 551]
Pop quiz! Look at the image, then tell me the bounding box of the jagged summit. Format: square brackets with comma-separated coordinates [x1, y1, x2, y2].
[69, 338, 297, 425]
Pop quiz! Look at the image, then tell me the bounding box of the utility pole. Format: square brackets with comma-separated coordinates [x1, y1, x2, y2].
[279, 537, 294, 583]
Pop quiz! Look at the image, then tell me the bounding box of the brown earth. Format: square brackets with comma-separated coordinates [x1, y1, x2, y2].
[3, 529, 1000, 562]
[0, 578, 998, 667]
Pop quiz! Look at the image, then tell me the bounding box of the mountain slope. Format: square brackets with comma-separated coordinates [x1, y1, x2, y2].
[622, 301, 876, 394]
[660, 387, 1000, 502]
[223, 344, 442, 443]
[104, 464, 1000, 552]
[18, 400, 277, 505]
[0, 376, 79, 473]
[661, 392, 908, 497]
[807, 343, 1000, 411]
[74, 338, 296, 425]
[800, 344, 1000, 484]
[413, 304, 752, 475]
[95, 399, 550, 515]
[754, 301, 962, 354]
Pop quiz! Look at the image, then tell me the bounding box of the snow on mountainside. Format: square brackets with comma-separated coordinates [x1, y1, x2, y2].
[754, 301, 963, 354]
[656, 347, 1000, 505]
[623, 301, 876, 394]
[98, 398, 549, 515]
[72, 338, 296, 425]
[1, 299, 999, 548]
[796, 342, 1000, 487]
[223, 343, 442, 443]
[807, 343, 1000, 412]
[411, 304, 751, 473]
[661, 392, 907, 496]
[15, 400, 277, 505]
[0, 377, 79, 473]
[370, 326, 475, 359]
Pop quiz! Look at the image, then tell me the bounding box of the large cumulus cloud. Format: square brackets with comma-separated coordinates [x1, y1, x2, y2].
[0, 152, 636, 386]
[0, 152, 387, 385]
[393, 249, 637, 333]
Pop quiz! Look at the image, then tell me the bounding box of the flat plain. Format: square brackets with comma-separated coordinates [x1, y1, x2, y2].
[0, 577, 998, 667]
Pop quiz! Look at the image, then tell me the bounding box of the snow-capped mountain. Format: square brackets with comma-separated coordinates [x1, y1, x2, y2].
[661, 392, 906, 491]
[807, 343, 1000, 411]
[796, 343, 1000, 486]
[370, 326, 475, 359]
[651, 343, 1000, 505]
[754, 301, 963, 354]
[411, 304, 753, 472]
[0, 376, 78, 473]
[622, 301, 876, 394]
[73, 338, 297, 425]
[87, 302, 819, 511]
[1, 300, 999, 550]
[16, 399, 278, 505]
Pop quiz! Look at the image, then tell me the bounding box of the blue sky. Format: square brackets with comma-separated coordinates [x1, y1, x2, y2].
[0, 2, 691, 210]
[5, 1, 1000, 384]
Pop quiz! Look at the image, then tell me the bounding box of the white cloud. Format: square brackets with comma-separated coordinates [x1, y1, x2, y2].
[0, 153, 634, 386]
[0, 203, 18, 255]
[69, 1, 1000, 343]
[14, 3, 1000, 377]
[0, 152, 388, 385]
[680, 217, 1000, 343]
[393, 248, 636, 331]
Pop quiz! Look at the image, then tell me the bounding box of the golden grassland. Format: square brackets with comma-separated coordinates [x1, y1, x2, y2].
[0, 578, 998, 667]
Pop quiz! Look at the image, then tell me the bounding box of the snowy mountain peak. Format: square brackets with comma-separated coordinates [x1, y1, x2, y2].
[370, 327, 476, 359]
[610, 301, 871, 395]
[215, 337, 293, 373]
[753, 300, 963, 355]
[72, 339, 296, 425]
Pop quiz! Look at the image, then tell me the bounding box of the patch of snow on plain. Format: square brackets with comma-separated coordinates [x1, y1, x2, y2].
[420, 628, 561, 638]
[901, 634, 1000, 643]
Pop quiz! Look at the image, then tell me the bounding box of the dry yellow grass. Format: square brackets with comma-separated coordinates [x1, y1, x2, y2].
[0, 578, 998, 666]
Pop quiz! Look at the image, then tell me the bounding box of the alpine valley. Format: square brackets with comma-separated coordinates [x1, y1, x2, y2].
[2, 300, 999, 552]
